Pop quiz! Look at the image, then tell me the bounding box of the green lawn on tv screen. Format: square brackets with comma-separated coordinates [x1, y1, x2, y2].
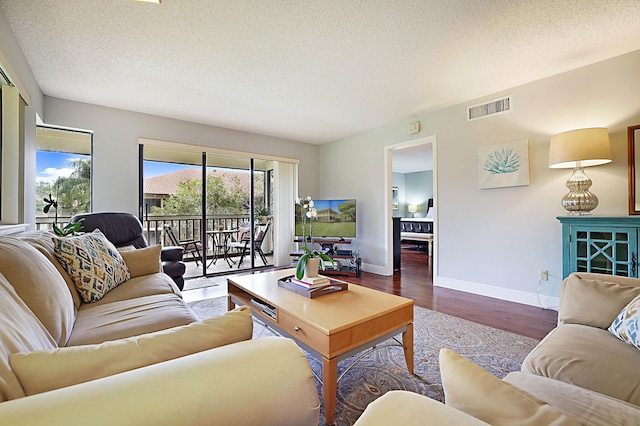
[295, 221, 356, 239]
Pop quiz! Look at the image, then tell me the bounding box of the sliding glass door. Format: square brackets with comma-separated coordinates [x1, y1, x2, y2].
[203, 153, 274, 275]
[140, 144, 276, 279]
[141, 146, 203, 274]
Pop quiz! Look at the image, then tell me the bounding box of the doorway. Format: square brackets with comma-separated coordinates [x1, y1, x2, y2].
[385, 135, 436, 276]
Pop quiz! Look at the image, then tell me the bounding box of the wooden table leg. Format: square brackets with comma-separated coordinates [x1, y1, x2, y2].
[322, 356, 338, 425]
[402, 323, 414, 373]
[227, 295, 235, 311]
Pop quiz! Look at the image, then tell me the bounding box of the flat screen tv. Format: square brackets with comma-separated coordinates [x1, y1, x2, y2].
[295, 199, 356, 239]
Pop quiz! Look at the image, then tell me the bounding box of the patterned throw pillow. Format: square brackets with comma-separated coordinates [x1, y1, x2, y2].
[609, 294, 640, 350]
[52, 230, 130, 303]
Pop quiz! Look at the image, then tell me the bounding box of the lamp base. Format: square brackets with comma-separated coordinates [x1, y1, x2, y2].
[561, 167, 598, 215]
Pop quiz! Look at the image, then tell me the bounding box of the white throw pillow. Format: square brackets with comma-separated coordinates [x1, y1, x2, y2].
[609, 294, 640, 350]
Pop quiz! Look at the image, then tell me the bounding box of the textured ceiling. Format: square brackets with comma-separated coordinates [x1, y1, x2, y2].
[1, 1, 640, 145]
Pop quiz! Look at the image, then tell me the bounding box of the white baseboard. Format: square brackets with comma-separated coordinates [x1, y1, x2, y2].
[361, 262, 389, 276]
[434, 276, 559, 311]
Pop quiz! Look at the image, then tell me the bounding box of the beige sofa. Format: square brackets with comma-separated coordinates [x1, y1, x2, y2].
[0, 231, 320, 425]
[355, 272, 640, 425]
[521, 272, 640, 407]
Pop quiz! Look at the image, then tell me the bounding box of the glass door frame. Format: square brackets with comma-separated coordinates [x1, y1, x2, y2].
[139, 144, 275, 279]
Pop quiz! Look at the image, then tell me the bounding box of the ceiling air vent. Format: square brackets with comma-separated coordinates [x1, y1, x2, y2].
[467, 95, 512, 121]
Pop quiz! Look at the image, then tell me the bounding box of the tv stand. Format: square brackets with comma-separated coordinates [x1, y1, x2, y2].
[291, 238, 361, 277]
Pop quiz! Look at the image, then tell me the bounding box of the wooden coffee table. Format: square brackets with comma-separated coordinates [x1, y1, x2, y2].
[227, 269, 414, 425]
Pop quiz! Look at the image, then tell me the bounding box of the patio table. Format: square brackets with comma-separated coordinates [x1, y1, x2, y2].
[206, 229, 237, 268]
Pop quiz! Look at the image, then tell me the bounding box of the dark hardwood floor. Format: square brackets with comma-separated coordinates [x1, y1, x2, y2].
[347, 244, 557, 340]
[204, 244, 558, 340]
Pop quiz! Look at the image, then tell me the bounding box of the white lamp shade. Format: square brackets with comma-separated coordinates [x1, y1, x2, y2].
[408, 204, 418, 213]
[548, 127, 612, 169]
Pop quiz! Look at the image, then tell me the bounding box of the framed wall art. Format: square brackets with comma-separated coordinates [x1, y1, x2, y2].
[478, 139, 529, 189]
[628, 125, 640, 214]
[392, 186, 399, 210]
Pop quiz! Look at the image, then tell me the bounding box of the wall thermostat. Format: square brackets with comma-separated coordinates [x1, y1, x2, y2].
[408, 121, 420, 135]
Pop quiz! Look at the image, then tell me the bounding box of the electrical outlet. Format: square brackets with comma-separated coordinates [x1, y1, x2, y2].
[539, 269, 548, 281]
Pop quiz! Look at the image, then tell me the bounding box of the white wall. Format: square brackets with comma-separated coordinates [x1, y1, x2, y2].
[320, 49, 640, 308]
[42, 97, 320, 218]
[392, 171, 433, 218]
[405, 171, 433, 218]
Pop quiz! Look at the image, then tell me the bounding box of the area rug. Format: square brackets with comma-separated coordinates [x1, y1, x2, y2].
[182, 275, 226, 291]
[188, 297, 539, 426]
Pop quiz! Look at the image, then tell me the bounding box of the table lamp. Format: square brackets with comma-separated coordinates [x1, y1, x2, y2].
[408, 204, 418, 218]
[548, 127, 611, 215]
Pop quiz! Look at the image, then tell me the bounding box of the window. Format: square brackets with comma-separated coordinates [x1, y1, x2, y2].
[36, 126, 92, 230]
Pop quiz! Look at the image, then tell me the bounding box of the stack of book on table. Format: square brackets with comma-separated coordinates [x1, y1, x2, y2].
[289, 275, 331, 288]
[278, 275, 348, 299]
[250, 298, 276, 320]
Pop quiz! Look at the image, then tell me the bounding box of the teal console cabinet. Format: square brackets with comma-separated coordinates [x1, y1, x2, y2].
[558, 216, 640, 278]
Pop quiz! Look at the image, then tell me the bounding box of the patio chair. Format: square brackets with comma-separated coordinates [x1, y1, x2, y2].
[163, 224, 203, 266]
[227, 220, 270, 268]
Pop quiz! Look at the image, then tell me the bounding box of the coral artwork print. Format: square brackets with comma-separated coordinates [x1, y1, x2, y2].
[478, 139, 529, 189]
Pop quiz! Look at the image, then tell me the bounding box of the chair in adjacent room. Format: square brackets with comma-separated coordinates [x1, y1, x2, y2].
[227, 220, 271, 268]
[163, 224, 203, 266]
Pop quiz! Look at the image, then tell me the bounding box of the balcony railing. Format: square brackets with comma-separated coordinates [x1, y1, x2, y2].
[35, 216, 73, 232]
[35, 214, 274, 278]
[35, 214, 268, 256]
[142, 214, 251, 248]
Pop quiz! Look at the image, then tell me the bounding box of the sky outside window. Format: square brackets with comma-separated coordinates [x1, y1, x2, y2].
[36, 151, 90, 184]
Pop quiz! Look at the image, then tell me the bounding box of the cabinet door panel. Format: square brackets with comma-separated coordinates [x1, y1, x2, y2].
[570, 227, 637, 277]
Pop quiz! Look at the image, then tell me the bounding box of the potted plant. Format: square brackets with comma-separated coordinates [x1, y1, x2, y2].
[256, 206, 270, 224]
[295, 196, 334, 280]
[43, 194, 84, 236]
